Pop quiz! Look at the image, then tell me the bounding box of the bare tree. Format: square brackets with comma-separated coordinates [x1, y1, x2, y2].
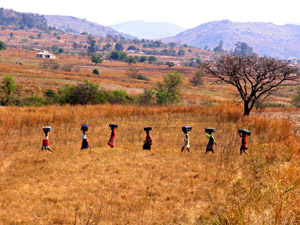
[203, 55, 299, 115]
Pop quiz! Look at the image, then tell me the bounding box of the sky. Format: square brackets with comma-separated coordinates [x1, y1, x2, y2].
[1, 0, 300, 28]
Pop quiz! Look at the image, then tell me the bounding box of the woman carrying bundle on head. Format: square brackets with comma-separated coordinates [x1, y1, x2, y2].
[205, 128, 216, 154]
[42, 126, 52, 152]
[143, 127, 152, 151]
[239, 129, 251, 155]
[181, 126, 192, 152]
[108, 124, 118, 148]
[81, 124, 90, 150]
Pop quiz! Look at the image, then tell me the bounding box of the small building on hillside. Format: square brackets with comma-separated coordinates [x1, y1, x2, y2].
[36, 51, 56, 59]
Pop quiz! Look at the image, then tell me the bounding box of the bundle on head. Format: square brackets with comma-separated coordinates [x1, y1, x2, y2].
[182, 126, 192, 132]
[144, 127, 152, 131]
[109, 124, 118, 130]
[238, 129, 251, 136]
[205, 128, 216, 134]
[42, 126, 52, 132]
[81, 124, 89, 132]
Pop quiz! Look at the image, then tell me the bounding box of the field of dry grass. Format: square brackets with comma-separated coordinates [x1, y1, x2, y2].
[0, 32, 300, 224]
[1, 104, 300, 224]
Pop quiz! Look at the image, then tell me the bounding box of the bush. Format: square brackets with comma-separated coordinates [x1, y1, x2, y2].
[22, 96, 48, 106]
[137, 74, 150, 81]
[137, 89, 155, 105]
[108, 89, 129, 104]
[155, 71, 183, 104]
[41, 61, 59, 70]
[61, 64, 73, 72]
[126, 67, 139, 79]
[58, 81, 107, 105]
[93, 69, 99, 75]
[190, 70, 204, 86]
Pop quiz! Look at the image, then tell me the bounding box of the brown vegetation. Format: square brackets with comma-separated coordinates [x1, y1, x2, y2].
[1, 104, 300, 224]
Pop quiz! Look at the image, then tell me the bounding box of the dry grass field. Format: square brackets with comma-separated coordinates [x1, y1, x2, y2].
[1, 104, 300, 224]
[0, 30, 300, 224]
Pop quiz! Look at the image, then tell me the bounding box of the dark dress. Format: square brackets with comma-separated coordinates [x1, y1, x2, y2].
[143, 133, 152, 150]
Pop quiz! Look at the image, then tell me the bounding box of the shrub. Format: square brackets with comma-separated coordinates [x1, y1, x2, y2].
[137, 74, 150, 81]
[137, 89, 155, 105]
[22, 96, 48, 106]
[61, 64, 73, 72]
[108, 89, 129, 104]
[93, 69, 99, 75]
[155, 71, 183, 104]
[190, 70, 204, 86]
[58, 82, 108, 105]
[126, 67, 139, 79]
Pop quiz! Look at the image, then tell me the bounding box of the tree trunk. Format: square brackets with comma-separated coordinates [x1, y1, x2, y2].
[243, 101, 251, 116]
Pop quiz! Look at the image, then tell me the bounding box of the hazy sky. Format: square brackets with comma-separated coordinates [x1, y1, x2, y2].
[1, 0, 299, 28]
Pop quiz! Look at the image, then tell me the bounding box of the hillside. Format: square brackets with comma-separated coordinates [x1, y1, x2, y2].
[163, 20, 300, 59]
[0, 8, 47, 30]
[45, 15, 136, 39]
[111, 20, 186, 39]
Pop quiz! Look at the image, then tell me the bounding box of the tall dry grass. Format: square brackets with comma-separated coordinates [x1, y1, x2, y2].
[0, 103, 300, 224]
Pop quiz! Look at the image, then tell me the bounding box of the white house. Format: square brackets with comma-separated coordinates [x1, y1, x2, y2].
[36, 51, 56, 59]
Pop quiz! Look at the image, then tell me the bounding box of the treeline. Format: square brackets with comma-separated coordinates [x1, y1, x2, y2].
[0, 72, 183, 106]
[142, 49, 185, 57]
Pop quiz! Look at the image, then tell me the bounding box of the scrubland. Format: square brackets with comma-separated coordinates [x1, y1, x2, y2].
[0, 103, 299, 224]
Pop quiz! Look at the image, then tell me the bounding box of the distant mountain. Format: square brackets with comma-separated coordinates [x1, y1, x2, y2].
[45, 15, 136, 39]
[0, 8, 47, 30]
[110, 20, 186, 39]
[163, 20, 300, 59]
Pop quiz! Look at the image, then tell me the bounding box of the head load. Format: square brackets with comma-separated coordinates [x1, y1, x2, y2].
[42, 126, 52, 132]
[182, 126, 192, 133]
[205, 128, 216, 134]
[109, 124, 118, 130]
[144, 127, 152, 131]
[238, 129, 251, 136]
[81, 124, 89, 132]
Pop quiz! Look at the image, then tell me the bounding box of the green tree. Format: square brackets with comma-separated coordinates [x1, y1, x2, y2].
[177, 49, 186, 56]
[58, 48, 64, 54]
[148, 56, 157, 64]
[1, 75, 17, 105]
[51, 45, 59, 53]
[1, 75, 16, 95]
[166, 62, 175, 68]
[91, 54, 103, 65]
[109, 51, 128, 61]
[139, 56, 148, 63]
[125, 56, 137, 65]
[0, 41, 6, 50]
[103, 43, 112, 51]
[93, 69, 99, 75]
[155, 71, 183, 104]
[58, 81, 107, 105]
[127, 45, 137, 51]
[87, 36, 97, 54]
[169, 42, 177, 49]
[115, 43, 123, 51]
